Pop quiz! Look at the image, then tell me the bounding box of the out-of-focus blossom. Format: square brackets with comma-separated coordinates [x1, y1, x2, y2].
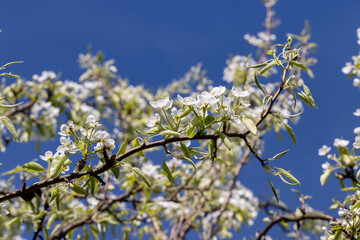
[318, 145, 331, 156]
[150, 97, 173, 109]
[333, 138, 349, 147]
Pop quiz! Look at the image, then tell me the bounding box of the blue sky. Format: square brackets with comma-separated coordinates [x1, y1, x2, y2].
[1, 0, 360, 237]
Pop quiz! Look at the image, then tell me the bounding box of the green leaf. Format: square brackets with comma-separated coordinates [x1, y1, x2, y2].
[133, 138, 144, 157]
[351, 200, 360, 211]
[0, 101, 22, 108]
[180, 142, 191, 159]
[269, 149, 289, 160]
[295, 91, 317, 109]
[111, 167, 120, 179]
[5, 217, 20, 228]
[0, 61, 23, 70]
[216, 131, 232, 150]
[162, 160, 175, 184]
[145, 126, 163, 135]
[116, 138, 127, 156]
[283, 122, 296, 146]
[49, 154, 67, 178]
[181, 156, 197, 170]
[186, 126, 197, 139]
[23, 162, 46, 172]
[281, 109, 303, 118]
[180, 107, 192, 118]
[0, 116, 18, 142]
[47, 214, 57, 229]
[241, 116, 257, 135]
[70, 184, 87, 195]
[160, 130, 181, 136]
[254, 73, 267, 96]
[248, 62, 269, 69]
[342, 187, 357, 192]
[204, 115, 216, 126]
[357, 168, 360, 179]
[266, 172, 279, 203]
[290, 60, 309, 70]
[132, 167, 151, 188]
[1, 73, 20, 78]
[275, 167, 301, 185]
[333, 230, 342, 240]
[50, 189, 59, 203]
[320, 169, 332, 186]
[259, 60, 277, 75]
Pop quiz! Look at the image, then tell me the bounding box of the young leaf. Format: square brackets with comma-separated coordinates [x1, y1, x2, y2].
[259, 60, 277, 75]
[204, 115, 216, 126]
[70, 184, 87, 195]
[1, 73, 20, 78]
[0, 102, 22, 108]
[133, 138, 144, 157]
[266, 172, 279, 203]
[180, 107, 192, 118]
[186, 126, 197, 139]
[160, 130, 181, 136]
[241, 116, 257, 135]
[283, 122, 296, 146]
[275, 167, 301, 185]
[216, 131, 232, 150]
[254, 73, 267, 96]
[23, 162, 46, 173]
[0, 116, 18, 142]
[162, 160, 175, 184]
[320, 169, 332, 186]
[181, 156, 197, 170]
[290, 60, 309, 70]
[248, 62, 268, 69]
[111, 166, 120, 179]
[132, 167, 151, 188]
[180, 142, 191, 159]
[116, 138, 127, 156]
[269, 149, 290, 160]
[295, 91, 317, 109]
[0, 61, 23, 70]
[49, 154, 67, 178]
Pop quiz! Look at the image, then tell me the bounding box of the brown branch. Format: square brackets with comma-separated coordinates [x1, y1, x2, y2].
[256, 212, 335, 240]
[49, 187, 141, 240]
[4, 101, 36, 118]
[0, 133, 242, 203]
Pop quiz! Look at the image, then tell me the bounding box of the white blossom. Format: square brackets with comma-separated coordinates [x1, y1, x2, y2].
[177, 94, 197, 106]
[195, 91, 219, 109]
[333, 138, 349, 147]
[32, 71, 56, 82]
[39, 151, 58, 161]
[354, 136, 360, 149]
[150, 97, 173, 109]
[147, 113, 161, 127]
[231, 87, 251, 98]
[338, 208, 351, 217]
[86, 114, 100, 128]
[318, 145, 331, 156]
[321, 162, 331, 171]
[210, 86, 226, 97]
[354, 127, 360, 135]
[0, 203, 9, 216]
[342, 62, 353, 75]
[354, 109, 360, 116]
[58, 121, 75, 136]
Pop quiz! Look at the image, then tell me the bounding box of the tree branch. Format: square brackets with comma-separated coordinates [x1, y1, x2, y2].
[256, 212, 335, 240]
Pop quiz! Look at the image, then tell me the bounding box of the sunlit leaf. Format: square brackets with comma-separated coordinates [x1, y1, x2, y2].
[0, 116, 18, 142]
[162, 160, 175, 184]
[132, 167, 151, 188]
[23, 162, 46, 173]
